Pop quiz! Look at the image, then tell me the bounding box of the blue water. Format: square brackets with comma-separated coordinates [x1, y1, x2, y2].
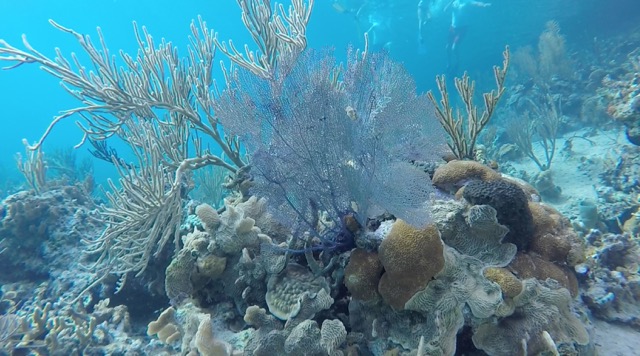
[0, 0, 639, 186]
[2, 1, 640, 354]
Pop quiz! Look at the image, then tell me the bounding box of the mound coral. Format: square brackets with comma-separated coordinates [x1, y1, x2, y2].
[462, 179, 534, 251]
[344, 249, 384, 302]
[508, 253, 579, 297]
[432, 160, 501, 193]
[377, 220, 445, 310]
[528, 202, 585, 266]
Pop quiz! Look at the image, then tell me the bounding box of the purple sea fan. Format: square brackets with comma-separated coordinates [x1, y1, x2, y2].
[214, 49, 446, 248]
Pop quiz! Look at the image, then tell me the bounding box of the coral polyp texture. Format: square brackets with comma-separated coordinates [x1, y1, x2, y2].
[377, 221, 445, 310]
[483, 267, 523, 298]
[265, 263, 330, 320]
[343, 248, 384, 302]
[432, 160, 502, 193]
[472, 279, 590, 356]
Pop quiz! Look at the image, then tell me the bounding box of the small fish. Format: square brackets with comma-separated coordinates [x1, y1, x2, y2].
[345, 105, 357, 121]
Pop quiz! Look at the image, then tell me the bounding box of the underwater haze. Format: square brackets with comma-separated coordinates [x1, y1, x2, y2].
[1, 0, 640, 355]
[1, 0, 639, 170]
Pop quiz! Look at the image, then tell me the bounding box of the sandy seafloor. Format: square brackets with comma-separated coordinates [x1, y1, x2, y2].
[508, 126, 640, 355]
[592, 318, 640, 355]
[507, 127, 626, 217]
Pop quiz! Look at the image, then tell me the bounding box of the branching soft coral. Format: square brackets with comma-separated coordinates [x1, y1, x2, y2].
[215, 48, 447, 252]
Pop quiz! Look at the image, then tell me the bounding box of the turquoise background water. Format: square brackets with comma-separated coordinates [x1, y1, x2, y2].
[0, 0, 638, 185]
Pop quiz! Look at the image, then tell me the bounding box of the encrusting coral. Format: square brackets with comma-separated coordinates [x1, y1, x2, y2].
[472, 279, 589, 356]
[265, 263, 330, 320]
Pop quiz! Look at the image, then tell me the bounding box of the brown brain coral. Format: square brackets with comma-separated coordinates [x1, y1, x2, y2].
[344, 248, 384, 302]
[377, 220, 445, 310]
[483, 267, 523, 298]
[528, 202, 585, 266]
[508, 253, 579, 297]
[432, 160, 501, 193]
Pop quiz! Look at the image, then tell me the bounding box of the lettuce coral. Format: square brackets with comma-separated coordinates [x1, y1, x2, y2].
[472, 279, 589, 355]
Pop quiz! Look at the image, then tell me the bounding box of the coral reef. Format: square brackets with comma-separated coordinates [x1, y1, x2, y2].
[580, 230, 640, 328]
[600, 48, 640, 145]
[0, 168, 595, 356]
[0, 174, 596, 356]
[0, 185, 100, 281]
[7, 1, 637, 354]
